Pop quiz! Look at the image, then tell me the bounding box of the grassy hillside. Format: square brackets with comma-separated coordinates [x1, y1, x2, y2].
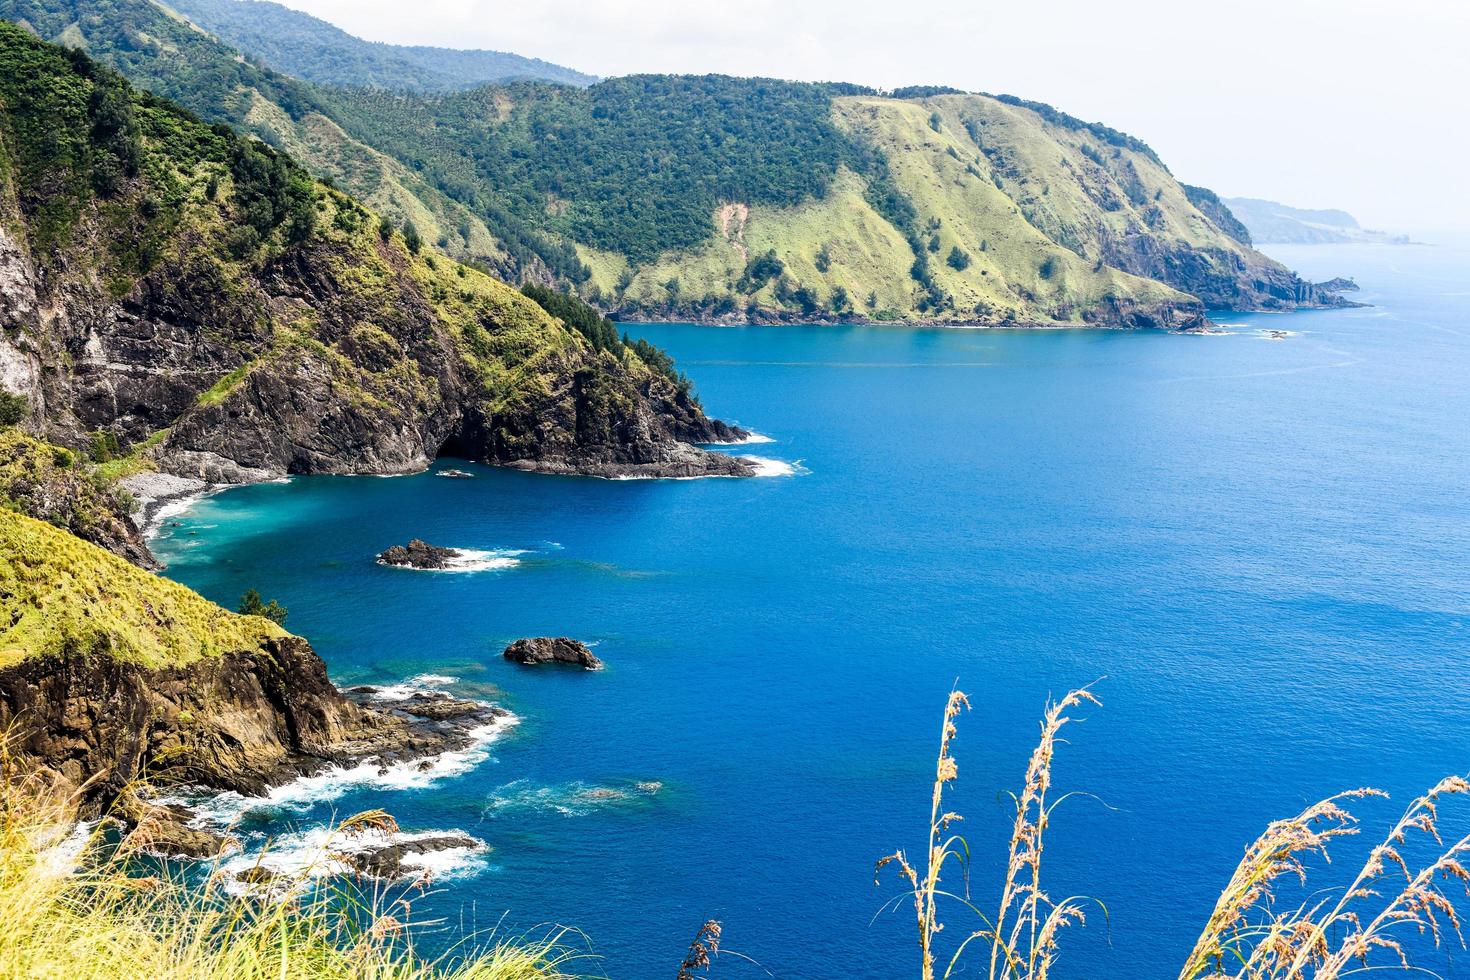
[165, 0, 596, 90]
[0, 0, 521, 272]
[0, 509, 282, 668]
[318, 77, 1333, 324]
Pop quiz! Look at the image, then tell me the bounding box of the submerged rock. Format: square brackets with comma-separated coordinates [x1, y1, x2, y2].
[503, 637, 604, 670]
[124, 802, 237, 859]
[343, 833, 485, 879]
[377, 539, 461, 569]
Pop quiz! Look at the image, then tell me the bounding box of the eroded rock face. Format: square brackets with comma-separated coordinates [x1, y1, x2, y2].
[0, 636, 496, 811]
[377, 539, 460, 569]
[503, 637, 604, 670]
[11, 226, 751, 484]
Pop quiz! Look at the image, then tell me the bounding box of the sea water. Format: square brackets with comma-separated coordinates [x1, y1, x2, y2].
[154, 243, 1470, 978]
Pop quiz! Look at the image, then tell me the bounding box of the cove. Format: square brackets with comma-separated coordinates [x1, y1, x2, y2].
[154, 243, 1470, 979]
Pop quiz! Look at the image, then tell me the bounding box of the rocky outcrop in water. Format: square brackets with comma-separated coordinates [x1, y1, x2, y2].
[377, 539, 460, 569]
[342, 832, 486, 879]
[503, 637, 604, 670]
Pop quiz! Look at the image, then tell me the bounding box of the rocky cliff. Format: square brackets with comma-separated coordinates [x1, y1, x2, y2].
[0, 25, 748, 487]
[0, 509, 501, 817]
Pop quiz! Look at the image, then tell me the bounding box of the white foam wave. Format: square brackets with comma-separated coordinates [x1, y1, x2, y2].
[159, 713, 519, 830]
[377, 548, 526, 573]
[483, 779, 662, 818]
[716, 431, 774, 445]
[742, 455, 799, 477]
[358, 673, 460, 700]
[36, 820, 98, 878]
[216, 825, 489, 897]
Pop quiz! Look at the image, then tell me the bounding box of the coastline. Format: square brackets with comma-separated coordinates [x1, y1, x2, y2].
[122, 471, 221, 537]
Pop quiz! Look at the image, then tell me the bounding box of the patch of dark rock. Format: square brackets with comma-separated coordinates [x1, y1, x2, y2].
[503, 637, 604, 670]
[126, 804, 235, 859]
[344, 833, 484, 879]
[377, 539, 460, 569]
[234, 866, 279, 886]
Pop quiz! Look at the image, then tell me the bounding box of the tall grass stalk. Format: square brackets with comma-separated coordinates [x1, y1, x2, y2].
[0, 767, 583, 980]
[1181, 775, 1470, 979]
[877, 687, 1100, 980]
[885, 688, 1470, 980]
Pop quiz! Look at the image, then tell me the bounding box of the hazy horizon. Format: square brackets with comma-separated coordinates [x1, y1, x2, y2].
[258, 0, 1465, 238]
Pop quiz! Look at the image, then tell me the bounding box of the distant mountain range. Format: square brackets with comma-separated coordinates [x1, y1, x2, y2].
[1224, 197, 1412, 245]
[162, 0, 597, 90]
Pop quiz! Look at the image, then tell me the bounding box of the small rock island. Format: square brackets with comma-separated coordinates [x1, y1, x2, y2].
[377, 540, 461, 569]
[503, 637, 604, 670]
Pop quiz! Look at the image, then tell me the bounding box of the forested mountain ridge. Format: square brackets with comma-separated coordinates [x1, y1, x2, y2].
[1, 0, 1352, 326]
[0, 23, 748, 485]
[0, 0, 554, 281]
[320, 76, 1348, 325]
[162, 0, 597, 91]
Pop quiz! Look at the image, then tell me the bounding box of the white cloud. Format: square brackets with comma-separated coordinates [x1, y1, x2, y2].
[278, 0, 1468, 233]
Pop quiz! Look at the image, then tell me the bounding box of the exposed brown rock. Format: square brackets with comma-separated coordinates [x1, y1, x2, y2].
[503, 637, 604, 670]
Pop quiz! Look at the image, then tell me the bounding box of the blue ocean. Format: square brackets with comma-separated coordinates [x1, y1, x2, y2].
[154, 243, 1470, 978]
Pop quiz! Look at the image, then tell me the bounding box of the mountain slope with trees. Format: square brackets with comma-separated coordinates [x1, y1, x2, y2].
[0, 22, 747, 484]
[1, 0, 1352, 326]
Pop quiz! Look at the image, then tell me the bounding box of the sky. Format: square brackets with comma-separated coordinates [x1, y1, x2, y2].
[280, 0, 1466, 234]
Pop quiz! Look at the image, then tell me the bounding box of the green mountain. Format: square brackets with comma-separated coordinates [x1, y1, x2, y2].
[0, 22, 747, 484]
[162, 0, 597, 90]
[1223, 197, 1411, 245]
[310, 80, 1358, 326]
[2, 0, 1352, 327]
[0, 0, 560, 281]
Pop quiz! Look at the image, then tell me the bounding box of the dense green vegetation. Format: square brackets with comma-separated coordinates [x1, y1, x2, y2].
[0, 0, 325, 125]
[238, 587, 288, 625]
[322, 75, 869, 267]
[0, 18, 318, 263]
[519, 284, 694, 397]
[166, 0, 595, 91]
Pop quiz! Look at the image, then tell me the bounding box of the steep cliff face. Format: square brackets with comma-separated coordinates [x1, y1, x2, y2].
[0, 25, 747, 483]
[0, 509, 495, 810]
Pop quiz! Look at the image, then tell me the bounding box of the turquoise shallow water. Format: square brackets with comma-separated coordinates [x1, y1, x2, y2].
[155, 243, 1470, 978]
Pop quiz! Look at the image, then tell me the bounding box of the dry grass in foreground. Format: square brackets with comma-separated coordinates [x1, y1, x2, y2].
[0, 771, 582, 980]
[880, 687, 1470, 980]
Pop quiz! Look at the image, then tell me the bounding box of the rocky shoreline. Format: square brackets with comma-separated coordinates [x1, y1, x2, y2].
[120, 471, 218, 537]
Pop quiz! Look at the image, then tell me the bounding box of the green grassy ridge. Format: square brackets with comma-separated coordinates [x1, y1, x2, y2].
[0, 0, 513, 269]
[0, 507, 283, 668]
[580, 97, 1193, 324]
[313, 76, 1253, 323]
